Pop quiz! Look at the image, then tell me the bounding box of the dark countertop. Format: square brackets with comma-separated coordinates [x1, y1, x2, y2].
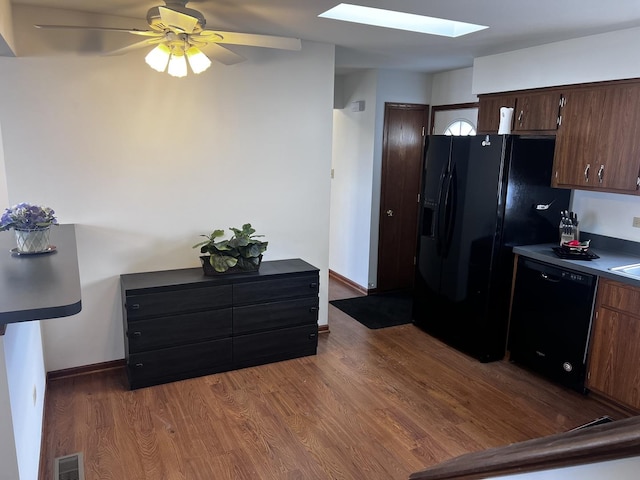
[0, 224, 82, 326]
[513, 234, 640, 287]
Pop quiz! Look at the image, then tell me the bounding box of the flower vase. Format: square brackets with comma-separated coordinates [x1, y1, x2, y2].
[14, 227, 51, 253]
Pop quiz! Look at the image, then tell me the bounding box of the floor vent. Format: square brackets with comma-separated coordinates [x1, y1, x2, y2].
[54, 452, 85, 480]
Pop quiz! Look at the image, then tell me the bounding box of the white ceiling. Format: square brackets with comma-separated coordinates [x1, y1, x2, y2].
[10, 0, 640, 74]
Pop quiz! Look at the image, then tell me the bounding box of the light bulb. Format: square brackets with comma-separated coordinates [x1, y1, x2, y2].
[144, 44, 171, 72]
[186, 46, 212, 74]
[167, 51, 188, 78]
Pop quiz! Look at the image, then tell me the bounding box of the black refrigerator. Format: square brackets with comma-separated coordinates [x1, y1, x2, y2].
[412, 134, 571, 362]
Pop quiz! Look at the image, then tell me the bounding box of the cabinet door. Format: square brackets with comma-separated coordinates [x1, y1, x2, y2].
[553, 87, 604, 189]
[587, 279, 640, 410]
[596, 83, 640, 192]
[554, 84, 640, 193]
[477, 94, 517, 133]
[513, 92, 561, 132]
[587, 306, 640, 410]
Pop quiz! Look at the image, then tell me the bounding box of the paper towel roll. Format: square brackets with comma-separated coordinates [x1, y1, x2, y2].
[498, 107, 514, 134]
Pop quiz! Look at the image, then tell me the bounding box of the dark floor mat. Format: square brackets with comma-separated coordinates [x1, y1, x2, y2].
[329, 291, 413, 329]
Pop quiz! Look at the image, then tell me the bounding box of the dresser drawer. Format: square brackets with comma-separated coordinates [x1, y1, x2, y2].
[127, 338, 232, 389]
[233, 297, 318, 335]
[233, 324, 318, 368]
[125, 284, 232, 319]
[126, 308, 232, 353]
[233, 274, 319, 305]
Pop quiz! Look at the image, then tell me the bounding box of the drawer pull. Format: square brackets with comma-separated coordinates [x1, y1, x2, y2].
[134, 363, 144, 368]
[309, 307, 319, 312]
[309, 282, 318, 288]
[132, 331, 142, 337]
[130, 303, 140, 310]
[308, 333, 317, 339]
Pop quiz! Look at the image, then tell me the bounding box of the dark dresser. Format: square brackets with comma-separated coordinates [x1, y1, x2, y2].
[120, 258, 320, 389]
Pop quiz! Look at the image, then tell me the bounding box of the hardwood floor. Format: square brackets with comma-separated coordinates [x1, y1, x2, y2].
[39, 279, 623, 480]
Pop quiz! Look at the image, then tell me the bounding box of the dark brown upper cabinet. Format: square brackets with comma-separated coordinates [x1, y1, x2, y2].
[477, 94, 517, 133]
[512, 91, 562, 133]
[479, 78, 640, 196]
[477, 90, 561, 134]
[553, 81, 640, 194]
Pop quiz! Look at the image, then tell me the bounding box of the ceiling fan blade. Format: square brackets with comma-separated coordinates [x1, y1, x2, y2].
[159, 6, 198, 34]
[199, 30, 302, 51]
[101, 37, 165, 56]
[201, 43, 246, 66]
[34, 25, 163, 37]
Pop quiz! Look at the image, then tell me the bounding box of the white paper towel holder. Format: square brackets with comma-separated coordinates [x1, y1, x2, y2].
[498, 107, 514, 134]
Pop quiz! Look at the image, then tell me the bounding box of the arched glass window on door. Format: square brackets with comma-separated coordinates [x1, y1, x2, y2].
[444, 119, 476, 136]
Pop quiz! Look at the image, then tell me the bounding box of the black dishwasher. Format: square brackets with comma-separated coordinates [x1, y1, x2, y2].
[508, 256, 597, 393]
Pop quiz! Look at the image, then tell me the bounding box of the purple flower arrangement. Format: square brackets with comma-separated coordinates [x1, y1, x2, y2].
[0, 203, 58, 231]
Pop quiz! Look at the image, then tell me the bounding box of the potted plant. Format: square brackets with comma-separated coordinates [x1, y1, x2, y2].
[193, 223, 268, 275]
[0, 202, 58, 253]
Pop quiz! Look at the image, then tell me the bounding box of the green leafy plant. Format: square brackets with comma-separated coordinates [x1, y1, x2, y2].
[193, 223, 268, 273]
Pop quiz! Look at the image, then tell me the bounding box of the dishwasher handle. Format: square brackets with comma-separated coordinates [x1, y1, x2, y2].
[540, 272, 561, 282]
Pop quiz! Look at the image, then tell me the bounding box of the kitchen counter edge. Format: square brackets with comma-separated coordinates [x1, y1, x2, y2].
[513, 243, 640, 288]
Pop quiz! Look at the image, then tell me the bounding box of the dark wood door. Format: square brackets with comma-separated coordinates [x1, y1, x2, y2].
[377, 103, 429, 292]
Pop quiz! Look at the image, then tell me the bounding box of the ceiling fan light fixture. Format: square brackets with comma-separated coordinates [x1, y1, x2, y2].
[145, 43, 171, 72]
[167, 49, 188, 77]
[186, 46, 212, 74]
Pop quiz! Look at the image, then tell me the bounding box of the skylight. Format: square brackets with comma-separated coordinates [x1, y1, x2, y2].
[318, 3, 488, 38]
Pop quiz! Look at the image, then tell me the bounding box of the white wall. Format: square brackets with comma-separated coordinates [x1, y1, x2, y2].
[472, 26, 640, 94]
[431, 67, 477, 105]
[330, 70, 377, 289]
[3, 322, 46, 480]
[0, 118, 29, 480]
[0, 8, 335, 372]
[0, 339, 20, 480]
[0, 0, 15, 56]
[473, 28, 640, 242]
[329, 69, 431, 289]
[489, 456, 640, 480]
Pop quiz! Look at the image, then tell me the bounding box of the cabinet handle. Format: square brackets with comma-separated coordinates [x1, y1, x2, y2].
[597, 164, 604, 183]
[134, 363, 144, 368]
[309, 282, 318, 288]
[309, 307, 319, 312]
[129, 303, 140, 310]
[584, 163, 590, 182]
[132, 331, 142, 337]
[518, 110, 524, 125]
[308, 333, 317, 339]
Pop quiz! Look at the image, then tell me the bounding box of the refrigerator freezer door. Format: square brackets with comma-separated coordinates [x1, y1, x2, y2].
[413, 135, 510, 362]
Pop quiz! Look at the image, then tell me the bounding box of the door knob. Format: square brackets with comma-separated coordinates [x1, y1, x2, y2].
[386, 209, 394, 217]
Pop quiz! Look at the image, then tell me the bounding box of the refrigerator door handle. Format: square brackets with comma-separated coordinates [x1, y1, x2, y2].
[441, 165, 458, 258]
[436, 170, 450, 255]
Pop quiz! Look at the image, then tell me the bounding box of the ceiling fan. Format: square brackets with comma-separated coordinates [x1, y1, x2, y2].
[34, 0, 302, 77]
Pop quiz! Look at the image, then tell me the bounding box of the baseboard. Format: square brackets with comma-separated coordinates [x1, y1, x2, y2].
[328, 270, 369, 295]
[319, 324, 329, 334]
[47, 359, 125, 381]
[586, 390, 640, 418]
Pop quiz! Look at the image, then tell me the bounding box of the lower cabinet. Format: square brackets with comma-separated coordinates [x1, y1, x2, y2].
[121, 258, 320, 390]
[587, 278, 640, 411]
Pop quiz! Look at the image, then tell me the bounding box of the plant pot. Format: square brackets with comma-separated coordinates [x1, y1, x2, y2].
[14, 227, 51, 253]
[200, 255, 262, 276]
